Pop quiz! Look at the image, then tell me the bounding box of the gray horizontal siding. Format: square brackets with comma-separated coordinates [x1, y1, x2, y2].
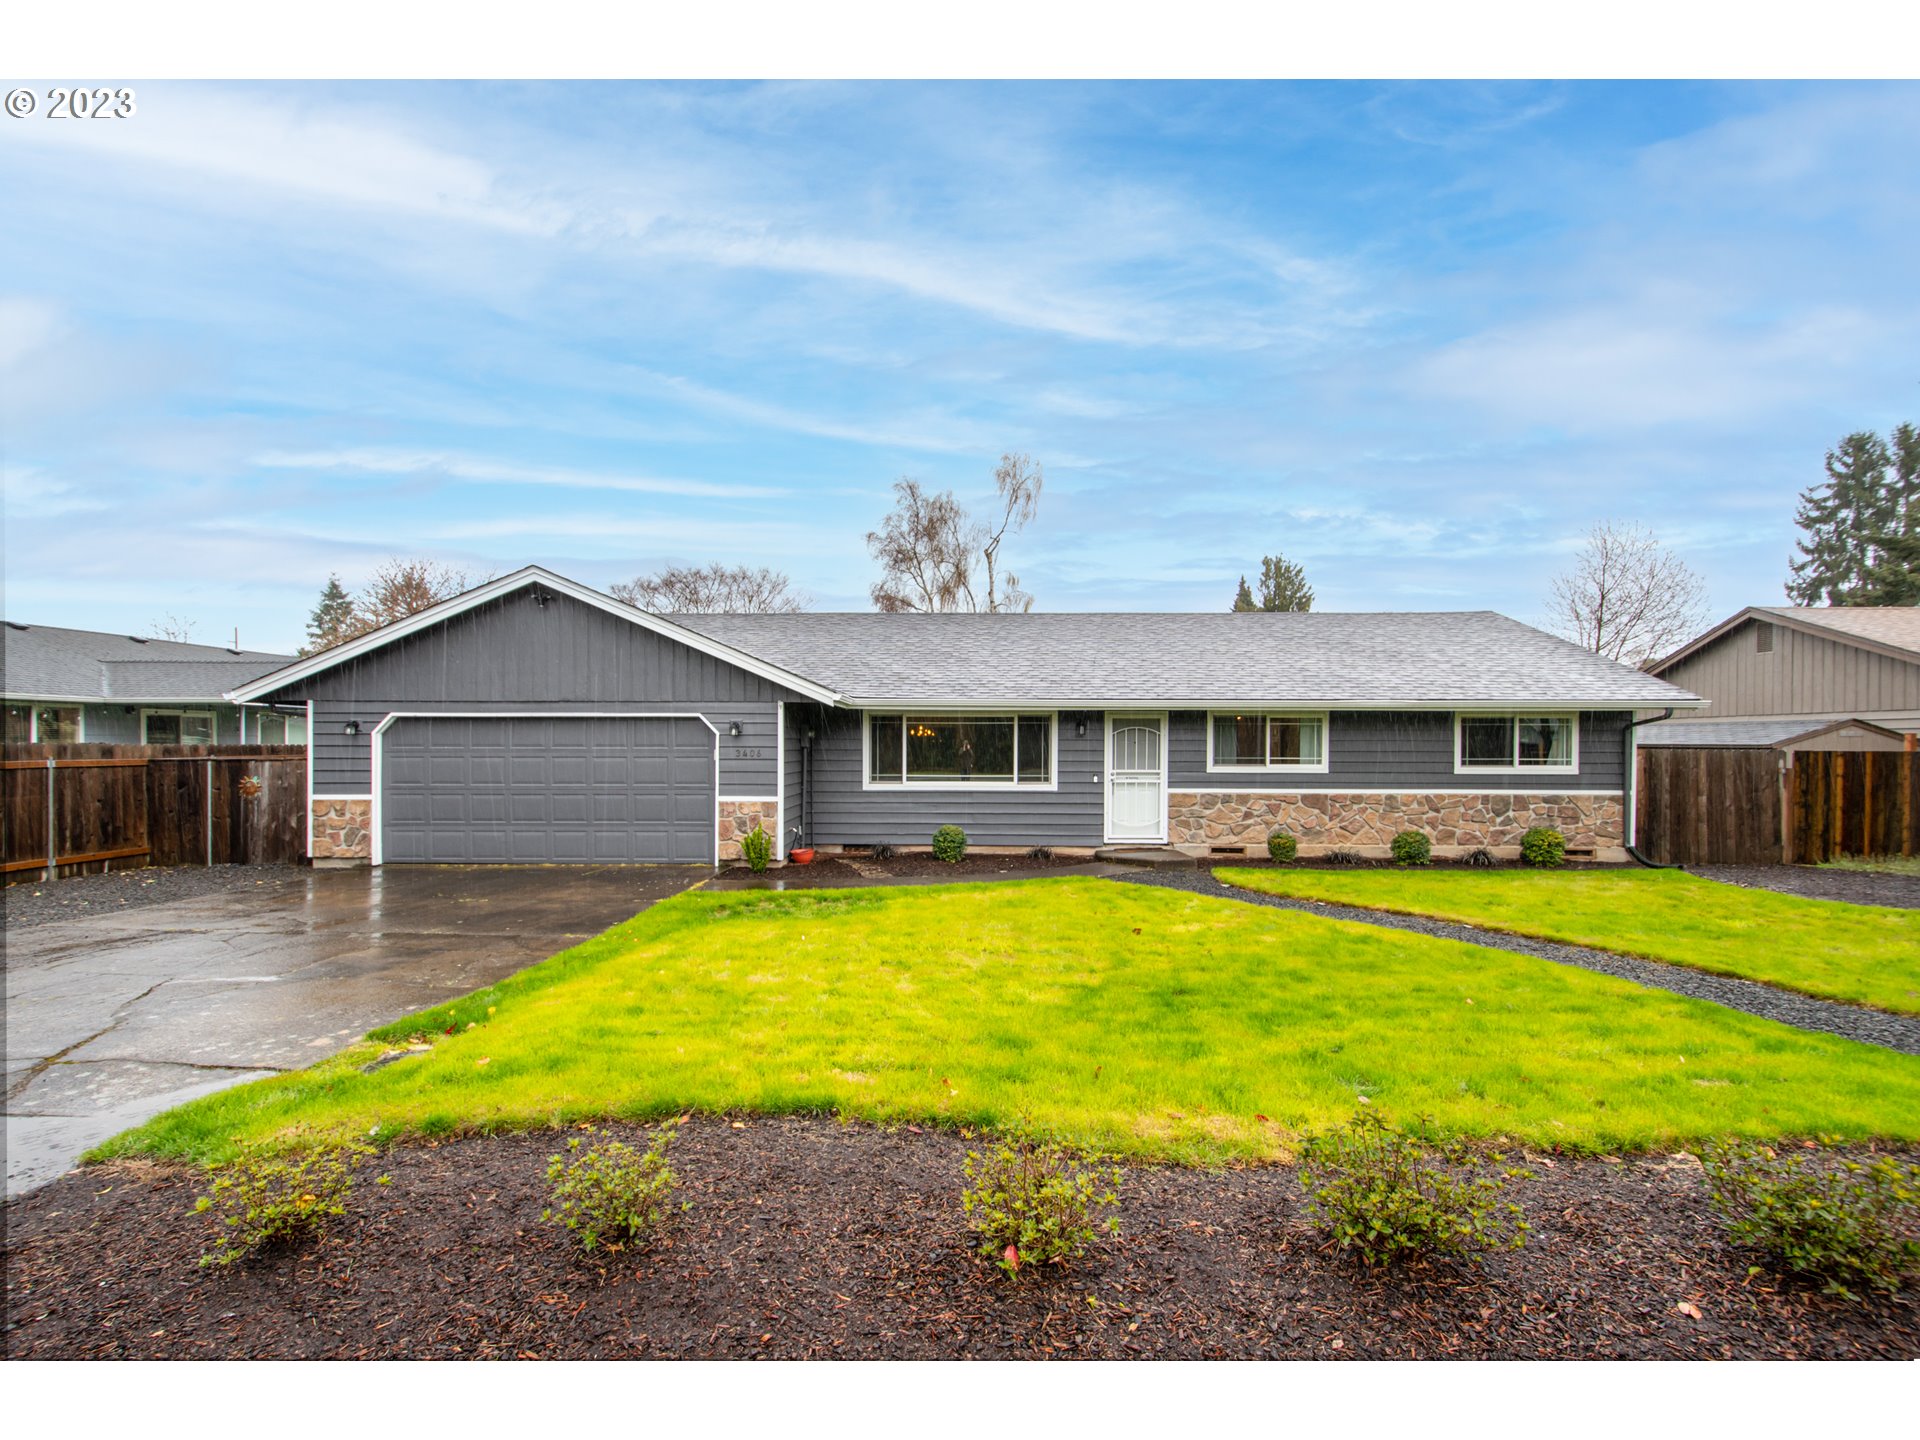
[803, 707, 1106, 847]
[1167, 710, 1627, 792]
[312, 699, 778, 795]
[784, 700, 805, 848]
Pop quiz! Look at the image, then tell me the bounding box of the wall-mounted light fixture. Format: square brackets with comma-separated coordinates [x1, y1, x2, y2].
[532, 589, 549, 608]
[342, 720, 361, 737]
[1075, 719, 1088, 738]
[727, 721, 743, 737]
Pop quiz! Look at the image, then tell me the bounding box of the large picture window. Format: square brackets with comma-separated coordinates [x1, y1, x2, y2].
[143, 709, 215, 745]
[31, 706, 83, 742]
[1207, 711, 1327, 772]
[868, 713, 1053, 787]
[1455, 714, 1577, 773]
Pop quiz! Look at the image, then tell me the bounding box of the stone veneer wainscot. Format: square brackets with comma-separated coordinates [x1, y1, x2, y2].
[311, 798, 373, 860]
[1168, 790, 1626, 859]
[717, 799, 779, 861]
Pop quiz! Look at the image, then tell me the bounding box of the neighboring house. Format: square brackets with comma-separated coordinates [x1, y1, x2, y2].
[1644, 606, 1920, 746]
[230, 567, 1700, 867]
[1, 623, 303, 745]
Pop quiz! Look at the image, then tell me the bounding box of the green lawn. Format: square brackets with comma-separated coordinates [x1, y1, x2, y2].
[1822, 855, 1920, 878]
[92, 879, 1920, 1168]
[1216, 867, 1920, 1015]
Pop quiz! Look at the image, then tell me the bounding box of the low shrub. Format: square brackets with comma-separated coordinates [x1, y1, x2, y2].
[1701, 1139, 1920, 1297]
[961, 1132, 1121, 1278]
[868, 842, 895, 860]
[1520, 826, 1566, 868]
[738, 824, 773, 872]
[1462, 847, 1498, 868]
[196, 1140, 366, 1268]
[1298, 1109, 1530, 1267]
[1026, 846, 1053, 860]
[1267, 830, 1298, 863]
[544, 1124, 683, 1252]
[931, 824, 968, 863]
[1323, 848, 1366, 866]
[1390, 829, 1432, 866]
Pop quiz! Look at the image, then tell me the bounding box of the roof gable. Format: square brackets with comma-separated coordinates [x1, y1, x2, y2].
[1652, 606, 1920, 675]
[227, 566, 843, 705]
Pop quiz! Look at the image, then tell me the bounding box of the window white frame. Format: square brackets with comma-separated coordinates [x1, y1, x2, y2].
[141, 708, 218, 745]
[861, 710, 1059, 791]
[1452, 712, 1580, 775]
[1204, 710, 1330, 774]
[13, 703, 85, 743]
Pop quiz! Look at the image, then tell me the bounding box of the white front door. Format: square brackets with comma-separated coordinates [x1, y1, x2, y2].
[1106, 714, 1166, 842]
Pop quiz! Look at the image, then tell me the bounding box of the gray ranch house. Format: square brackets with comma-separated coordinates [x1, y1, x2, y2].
[3, 623, 302, 745]
[227, 566, 1702, 867]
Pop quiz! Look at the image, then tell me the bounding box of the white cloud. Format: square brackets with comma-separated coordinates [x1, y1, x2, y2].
[253, 447, 785, 499]
[1, 464, 109, 518]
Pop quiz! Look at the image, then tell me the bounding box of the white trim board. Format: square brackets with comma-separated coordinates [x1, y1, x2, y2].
[226, 566, 842, 707]
[368, 709, 722, 868]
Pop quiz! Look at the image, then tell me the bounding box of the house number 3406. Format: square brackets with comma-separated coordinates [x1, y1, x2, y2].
[731, 747, 765, 759]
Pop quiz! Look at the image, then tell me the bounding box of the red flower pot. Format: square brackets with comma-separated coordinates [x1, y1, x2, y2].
[789, 847, 816, 865]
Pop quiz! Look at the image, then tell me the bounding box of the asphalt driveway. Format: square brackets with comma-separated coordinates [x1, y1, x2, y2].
[4, 865, 705, 1196]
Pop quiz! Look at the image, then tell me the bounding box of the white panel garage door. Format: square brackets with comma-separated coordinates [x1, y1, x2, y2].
[380, 716, 715, 864]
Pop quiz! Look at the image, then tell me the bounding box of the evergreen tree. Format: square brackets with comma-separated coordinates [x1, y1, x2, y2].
[1785, 428, 1918, 606]
[1254, 554, 1314, 612]
[1231, 575, 1257, 612]
[302, 574, 356, 655]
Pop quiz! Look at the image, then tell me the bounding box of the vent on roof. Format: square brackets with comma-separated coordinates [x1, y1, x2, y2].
[5, 621, 27, 631]
[128, 635, 150, 644]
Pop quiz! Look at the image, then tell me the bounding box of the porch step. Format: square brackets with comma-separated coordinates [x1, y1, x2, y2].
[1093, 846, 1203, 869]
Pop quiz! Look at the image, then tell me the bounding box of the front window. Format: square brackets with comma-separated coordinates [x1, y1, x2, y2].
[144, 710, 215, 745]
[33, 705, 82, 742]
[1457, 714, 1576, 771]
[869, 713, 1052, 786]
[1209, 712, 1326, 770]
[5, 704, 32, 743]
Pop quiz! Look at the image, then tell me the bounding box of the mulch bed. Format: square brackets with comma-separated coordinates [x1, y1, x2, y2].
[1, 864, 307, 930]
[7, 1118, 1915, 1359]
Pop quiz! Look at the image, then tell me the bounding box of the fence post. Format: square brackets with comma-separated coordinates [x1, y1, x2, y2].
[1779, 753, 1792, 865]
[45, 758, 56, 878]
[205, 757, 214, 867]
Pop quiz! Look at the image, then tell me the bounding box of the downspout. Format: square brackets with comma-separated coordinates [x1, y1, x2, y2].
[1622, 707, 1680, 869]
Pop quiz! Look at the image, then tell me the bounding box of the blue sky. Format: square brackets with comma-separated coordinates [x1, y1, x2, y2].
[2, 80, 1916, 653]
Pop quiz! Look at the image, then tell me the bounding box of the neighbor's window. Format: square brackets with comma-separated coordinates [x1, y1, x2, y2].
[1457, 714, 1576, 770]
[33, 706, 82, 742]
[5, 704, 32, 744]
[868, 713, 1052, 785]
[1210, 712, 1326, 769]
[143, 710, 215, 745]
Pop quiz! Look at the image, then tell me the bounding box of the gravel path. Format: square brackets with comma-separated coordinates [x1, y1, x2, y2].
[1, 865, 307, 931]
[1115, 870, 1920, 1057]
[1692, 864, 1920, 910]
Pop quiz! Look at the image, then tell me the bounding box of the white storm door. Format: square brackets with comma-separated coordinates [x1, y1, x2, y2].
[1106, 715, 1166, 842]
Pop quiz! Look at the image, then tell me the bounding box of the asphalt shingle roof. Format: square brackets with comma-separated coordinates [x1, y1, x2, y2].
[672, 610, 1702, 707]
[0, 624, 291, 701]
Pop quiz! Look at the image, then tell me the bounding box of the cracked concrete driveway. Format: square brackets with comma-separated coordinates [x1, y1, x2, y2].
[4, 865, 705, 1196]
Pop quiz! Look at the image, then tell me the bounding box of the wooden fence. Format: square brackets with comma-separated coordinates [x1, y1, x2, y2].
[1786, 750, 1919, 864]
[1636, 746, 1918, 866]
[1, 744, 306, 883]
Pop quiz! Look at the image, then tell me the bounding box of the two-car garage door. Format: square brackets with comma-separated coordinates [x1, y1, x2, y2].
[379, 716, 716, 864]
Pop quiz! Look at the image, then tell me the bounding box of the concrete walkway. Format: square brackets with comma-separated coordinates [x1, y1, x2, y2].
[4, 865, 703, 1196]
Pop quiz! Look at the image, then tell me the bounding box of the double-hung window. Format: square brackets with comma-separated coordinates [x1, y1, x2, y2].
[1454, 713, 1577, 773]
[867, 713, 1053, 787]
[143, 709, 216, 745]
[1206, 712, 1328, 772]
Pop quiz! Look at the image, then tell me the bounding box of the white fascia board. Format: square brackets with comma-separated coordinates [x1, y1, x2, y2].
[226, 566, 842, 706]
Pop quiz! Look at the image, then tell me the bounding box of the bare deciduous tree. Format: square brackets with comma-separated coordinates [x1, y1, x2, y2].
[610, 563, 808, 613]
[355, 558, 478, 631]
[146, 614, 197, 642]
[867, 452, 1044, 613]
[1548, 522, 1709, 669]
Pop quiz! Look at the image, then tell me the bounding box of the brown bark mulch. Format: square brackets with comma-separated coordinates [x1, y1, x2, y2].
[6, 1118, 1915, 1360]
